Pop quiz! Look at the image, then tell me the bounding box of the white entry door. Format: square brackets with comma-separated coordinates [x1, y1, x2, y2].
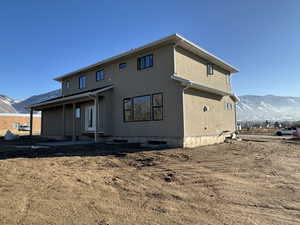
[85, 105, 96, 131]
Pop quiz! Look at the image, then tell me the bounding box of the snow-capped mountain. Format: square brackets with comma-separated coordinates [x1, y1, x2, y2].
[0, 95, 18, 113]
[1, 90, 300, 122]
[0, 90, 61, 114]
[13, 89, 61, 113]
[237, 95, 300, 121]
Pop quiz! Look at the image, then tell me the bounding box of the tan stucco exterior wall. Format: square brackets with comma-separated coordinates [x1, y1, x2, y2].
[42, 107, 63, 136]
[109, 45, 183, 138]
[175, 46, 236, 147]
[41, 43, 237, 147]
[175, 47, 231, 93]
[183, 89, 235, 137]
[42, 101, 93, 137]
[43, 44, 184, 140]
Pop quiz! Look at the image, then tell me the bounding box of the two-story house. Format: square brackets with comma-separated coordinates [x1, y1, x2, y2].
[29, 34, 239, 148]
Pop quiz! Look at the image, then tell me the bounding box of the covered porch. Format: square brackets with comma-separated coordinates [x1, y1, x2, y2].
[28, 85, 113, 142]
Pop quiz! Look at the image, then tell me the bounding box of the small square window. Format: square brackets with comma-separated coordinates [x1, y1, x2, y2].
[137, 54, 153, 70]
[207, 64, 214, 76]
[96, 70, 105, 81]
[119, 63, 127, 69]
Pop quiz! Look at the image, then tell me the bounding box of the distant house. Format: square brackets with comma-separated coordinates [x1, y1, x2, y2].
[0, 113, 41, 136]
[29, 34, 239, 147]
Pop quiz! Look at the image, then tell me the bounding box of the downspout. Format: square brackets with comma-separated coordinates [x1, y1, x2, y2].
[229, 74, 237, 133]
[173, 41, 189, 144]
[234, 101, 237, 133]
[182, 85, 190, 144]
[173, 43, 177, 76]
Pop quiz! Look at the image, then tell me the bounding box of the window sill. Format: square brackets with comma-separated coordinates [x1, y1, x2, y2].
[137, 66, 154, 72]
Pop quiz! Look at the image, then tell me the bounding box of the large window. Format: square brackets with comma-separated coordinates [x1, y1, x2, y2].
[96, 70, 104, 81]
[152, 93, 163, 121]
[79, 76, 86, 89]
[123, 93, 163, 122]
[123, 99, 133, 122]
[133, 95, 151, 121]
[137, 54, 153, 70]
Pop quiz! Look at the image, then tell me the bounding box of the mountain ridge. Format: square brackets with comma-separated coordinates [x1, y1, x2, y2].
[0, 90, 61, 114]
[237, 95, 300, 121]
[1, 91, 300, 122]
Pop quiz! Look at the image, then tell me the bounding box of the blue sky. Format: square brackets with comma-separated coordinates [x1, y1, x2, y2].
[0, 0, 299, 99]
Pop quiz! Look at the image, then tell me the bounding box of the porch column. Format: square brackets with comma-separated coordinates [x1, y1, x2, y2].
[94, 95, 99, 143]
[62, 104, 66, 137]
[72, 103, 76, 141]
[29, 108, 33, 136]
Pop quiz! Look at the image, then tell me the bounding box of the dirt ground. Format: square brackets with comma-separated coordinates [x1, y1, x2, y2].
[1, 137, 300, 225]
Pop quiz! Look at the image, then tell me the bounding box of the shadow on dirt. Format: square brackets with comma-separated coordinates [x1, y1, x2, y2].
[0, 136, 174, 160]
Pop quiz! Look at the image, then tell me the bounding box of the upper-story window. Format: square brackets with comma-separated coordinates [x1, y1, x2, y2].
[65, 80, 70, 88]
[79, 76, 86, 89]
[225, 102, 233, 110]
[207, 63, 214, 76]
[96, 70, 105, 81]
[137, 54, 153, 70]
[119, 63, 127, 69]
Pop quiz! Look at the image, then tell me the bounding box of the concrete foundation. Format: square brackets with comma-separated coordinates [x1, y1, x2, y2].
[100, 135, 226, 148]
[42, 135, 226, 148]
[183, 135, 226, 148]
[100, 136, 183, 148]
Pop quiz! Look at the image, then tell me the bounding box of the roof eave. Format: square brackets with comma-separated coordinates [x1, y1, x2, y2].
[175, 34, 239, 73]
[54, 34, 180, 82]
[54, 34, 239, 82]
[171, 75, 239, 101]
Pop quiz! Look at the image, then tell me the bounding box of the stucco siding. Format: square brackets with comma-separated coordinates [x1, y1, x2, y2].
[43, 44, 183, 139]
[41, 41, 237, 146]
[109, 45, 183, 138]
[175, 47, 231, 93]
[183, 89, 235, 137]
[42, 107, 63, 136]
